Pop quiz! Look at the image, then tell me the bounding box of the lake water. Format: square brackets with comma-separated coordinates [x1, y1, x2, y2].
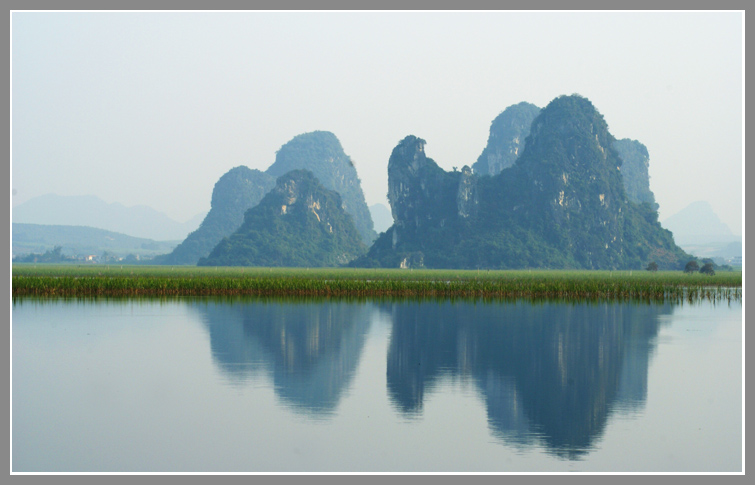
[11, 297, 742, 472]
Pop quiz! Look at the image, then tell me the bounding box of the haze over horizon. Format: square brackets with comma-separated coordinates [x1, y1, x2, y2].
[11, 11, 743, 236]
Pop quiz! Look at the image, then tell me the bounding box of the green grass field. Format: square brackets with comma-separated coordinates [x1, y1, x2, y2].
[12, 264, 742, 302]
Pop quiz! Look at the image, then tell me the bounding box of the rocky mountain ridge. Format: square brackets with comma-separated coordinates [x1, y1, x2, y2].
[159, 131, 375, 264]
[354, 94, 688, 270]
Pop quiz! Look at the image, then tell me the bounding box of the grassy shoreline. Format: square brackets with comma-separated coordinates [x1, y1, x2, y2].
[12, 264, 742, 302]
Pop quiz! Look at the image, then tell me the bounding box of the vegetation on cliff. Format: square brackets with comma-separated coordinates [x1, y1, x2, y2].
[198, 170, 366, 267]
[267, 131, 376, 245]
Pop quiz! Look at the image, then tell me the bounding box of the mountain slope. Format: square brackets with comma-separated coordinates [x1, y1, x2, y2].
[157, 167, 276, 265]
[199, 170, 366, 267]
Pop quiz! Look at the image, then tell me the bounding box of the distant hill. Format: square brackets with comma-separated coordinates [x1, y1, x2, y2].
[199, 170, 366, 267]
[353, 95, 689, 270]
[661, 201, 738, 245]
[369, 203, 394, 234]
[661, 201, 740, 261]
[12, 194, 203, 241]
[12, 223, 179, 259]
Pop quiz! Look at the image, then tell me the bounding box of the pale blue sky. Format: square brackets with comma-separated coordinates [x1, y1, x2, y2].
[11, 11, 743, 235]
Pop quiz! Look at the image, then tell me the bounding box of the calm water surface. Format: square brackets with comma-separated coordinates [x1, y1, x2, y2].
[12, 297, 742, 472]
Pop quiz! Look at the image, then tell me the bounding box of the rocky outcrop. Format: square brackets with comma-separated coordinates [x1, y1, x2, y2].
[199, 170, 366, 267]
[456, 166, 478, 219]
[387, 136, 459, 234]
[353, 95, 689, 270]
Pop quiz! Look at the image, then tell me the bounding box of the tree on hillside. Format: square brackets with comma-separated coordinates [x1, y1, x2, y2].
[646, 261, 658, 272]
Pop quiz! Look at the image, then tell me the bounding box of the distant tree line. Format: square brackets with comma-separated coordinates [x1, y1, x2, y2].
[13, 246, 149, 264]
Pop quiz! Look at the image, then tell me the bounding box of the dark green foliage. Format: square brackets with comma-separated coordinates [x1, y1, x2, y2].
[157, 167, 275, 265]
[354, 95, 691, 270]
[198, 170, 366, 267]
[685, 260, 700, 273]
[646, 261, 658, 272]
[700, 262, 716, 275]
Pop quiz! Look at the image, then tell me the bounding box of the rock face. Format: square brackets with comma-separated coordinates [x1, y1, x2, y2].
[387, 136, 460, 233]
[157, 167, 275, 265]
[354, 94, 689, 270]
[613, 139, 658, 209]
[198, 170, 366, 267]
[159, 131, 375, 265]
[472, 102, 541, 176]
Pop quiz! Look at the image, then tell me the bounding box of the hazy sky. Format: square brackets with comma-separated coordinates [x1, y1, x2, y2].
[11, 11, 743, 235]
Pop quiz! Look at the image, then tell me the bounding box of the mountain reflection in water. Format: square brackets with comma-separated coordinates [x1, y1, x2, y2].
[191, 298, 372, 417]
[192, 298, 672, 459]
[385, 300, 671, 459]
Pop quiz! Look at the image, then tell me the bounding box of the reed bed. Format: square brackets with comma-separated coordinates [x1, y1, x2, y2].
[12, 264, 742, 302]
